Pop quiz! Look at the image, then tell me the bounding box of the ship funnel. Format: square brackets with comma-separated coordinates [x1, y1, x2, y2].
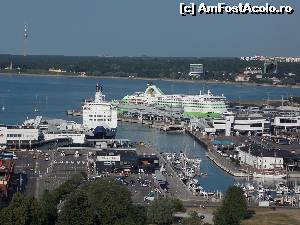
[96, 83, 100, 92]
[95, 83, 104, 102]
[96, 83, 103, 93]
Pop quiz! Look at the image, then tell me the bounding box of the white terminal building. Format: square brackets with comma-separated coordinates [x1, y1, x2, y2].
[271, 115, 300, 135]
[212, 112, 270, 136]
[0, 125, 39, 149]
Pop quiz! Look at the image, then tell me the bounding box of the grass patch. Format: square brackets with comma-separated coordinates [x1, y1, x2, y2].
[242, 213, 299, 225]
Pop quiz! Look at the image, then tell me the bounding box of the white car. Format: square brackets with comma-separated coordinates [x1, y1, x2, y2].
[144, 192, 156, 202]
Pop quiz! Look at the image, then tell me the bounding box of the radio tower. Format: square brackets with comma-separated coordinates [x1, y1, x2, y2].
[23, 24, 28, 56]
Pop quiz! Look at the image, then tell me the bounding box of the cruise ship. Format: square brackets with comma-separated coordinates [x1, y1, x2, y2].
[122, 84, 164, 105]
[121, 84, 227, 118]
[83, 84, 117, 139]
[182, 90, 227, 118]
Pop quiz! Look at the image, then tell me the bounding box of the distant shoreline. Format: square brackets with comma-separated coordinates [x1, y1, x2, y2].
[1, 72, 300, 89]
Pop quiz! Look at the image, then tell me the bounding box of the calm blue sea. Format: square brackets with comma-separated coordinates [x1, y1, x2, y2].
[1, 74, 300, 192]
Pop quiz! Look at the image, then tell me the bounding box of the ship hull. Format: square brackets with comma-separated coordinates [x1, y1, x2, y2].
[183, 111, 221, 118]
[85, 126, 117, 139]
[252, 172, 286, 179]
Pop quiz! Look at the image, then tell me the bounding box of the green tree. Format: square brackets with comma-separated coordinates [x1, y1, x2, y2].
[39, 190, 58, 225]
[182, 211, 204, 225]
[87, 179, 137, 225]
[0, 176, 150, 225]
[51, 173, 85, 203]
[126, 205, 147, 225]
[147, 198, 176, 225]
[0, 193, 46, 225]
[56, 190, 95, 225]
[213, 186, 247, 225]
[170, 198, 185, 212]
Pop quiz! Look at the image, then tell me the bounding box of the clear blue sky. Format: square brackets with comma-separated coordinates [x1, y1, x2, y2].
[0, 0, 299, 57]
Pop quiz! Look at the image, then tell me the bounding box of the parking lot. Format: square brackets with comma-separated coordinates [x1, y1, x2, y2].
[13, 148, 89, 198]
[12, 148, 157, 204]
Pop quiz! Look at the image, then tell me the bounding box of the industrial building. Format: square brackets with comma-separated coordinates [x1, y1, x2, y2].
[264, 60, 278, 74]
[95, 148, 159, 174]
[189, 64, 204, 77]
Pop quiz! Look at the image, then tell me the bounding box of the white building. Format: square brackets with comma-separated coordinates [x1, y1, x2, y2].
[237, 145, 285, 170]
[43, 132, 85, 144]
[212, 113, 270, 136]
[189, 64, 204, 76]
[48, 68, 67, 73]
[233, 116, 269, 135]
[235, 74, 250, 82]
[272, 115, 300, 135]
[0, 125, 39, 148]
[243, 67, 262, 75]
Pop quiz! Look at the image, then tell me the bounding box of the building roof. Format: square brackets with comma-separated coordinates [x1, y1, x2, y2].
[239, 144, 293, 158]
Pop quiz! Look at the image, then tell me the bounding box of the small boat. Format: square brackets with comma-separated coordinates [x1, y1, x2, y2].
[253, 171, 286, 179]
[183, 167, 196, 178]
[1, 105, 5, 111]
[186, 179, 203, 193]
[293, 181, 300, 194]
[294, 186, 300, 195]
[276, 182, 289, 194]
[200, 190, 215, 197]
[66, 110, 74, 115]
[72, 110, 82, 116]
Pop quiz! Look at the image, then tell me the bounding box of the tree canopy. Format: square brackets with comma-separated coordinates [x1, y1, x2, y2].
[213, 186, 247, 225]
[146, 198, 185, 225]
[182, 211, 205, 225]
[0, 173, 188, 225]
[0, 193, 46, 225]
[1, 55, 299, 85]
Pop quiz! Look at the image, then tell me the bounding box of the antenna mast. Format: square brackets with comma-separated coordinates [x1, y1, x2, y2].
[23, 24, 28, 56]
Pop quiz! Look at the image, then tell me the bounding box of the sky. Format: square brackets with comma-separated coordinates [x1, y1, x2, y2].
[0, 0, 299, 57]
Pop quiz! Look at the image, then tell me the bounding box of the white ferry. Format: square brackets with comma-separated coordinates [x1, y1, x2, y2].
[182, 90, 227, 118]
[122, 84, 164, 105]
[156, 94, 183, 109]
[83, 83, 117, 139]
[121, 84, 227, 118]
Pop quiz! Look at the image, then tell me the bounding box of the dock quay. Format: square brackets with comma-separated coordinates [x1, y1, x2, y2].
[118, 116, 185, 131]
[186, 130, 248, 177]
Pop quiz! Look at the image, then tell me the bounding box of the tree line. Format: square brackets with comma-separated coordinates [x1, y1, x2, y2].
[0, 55, 300, 83]
[0, 172, 251, 225]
